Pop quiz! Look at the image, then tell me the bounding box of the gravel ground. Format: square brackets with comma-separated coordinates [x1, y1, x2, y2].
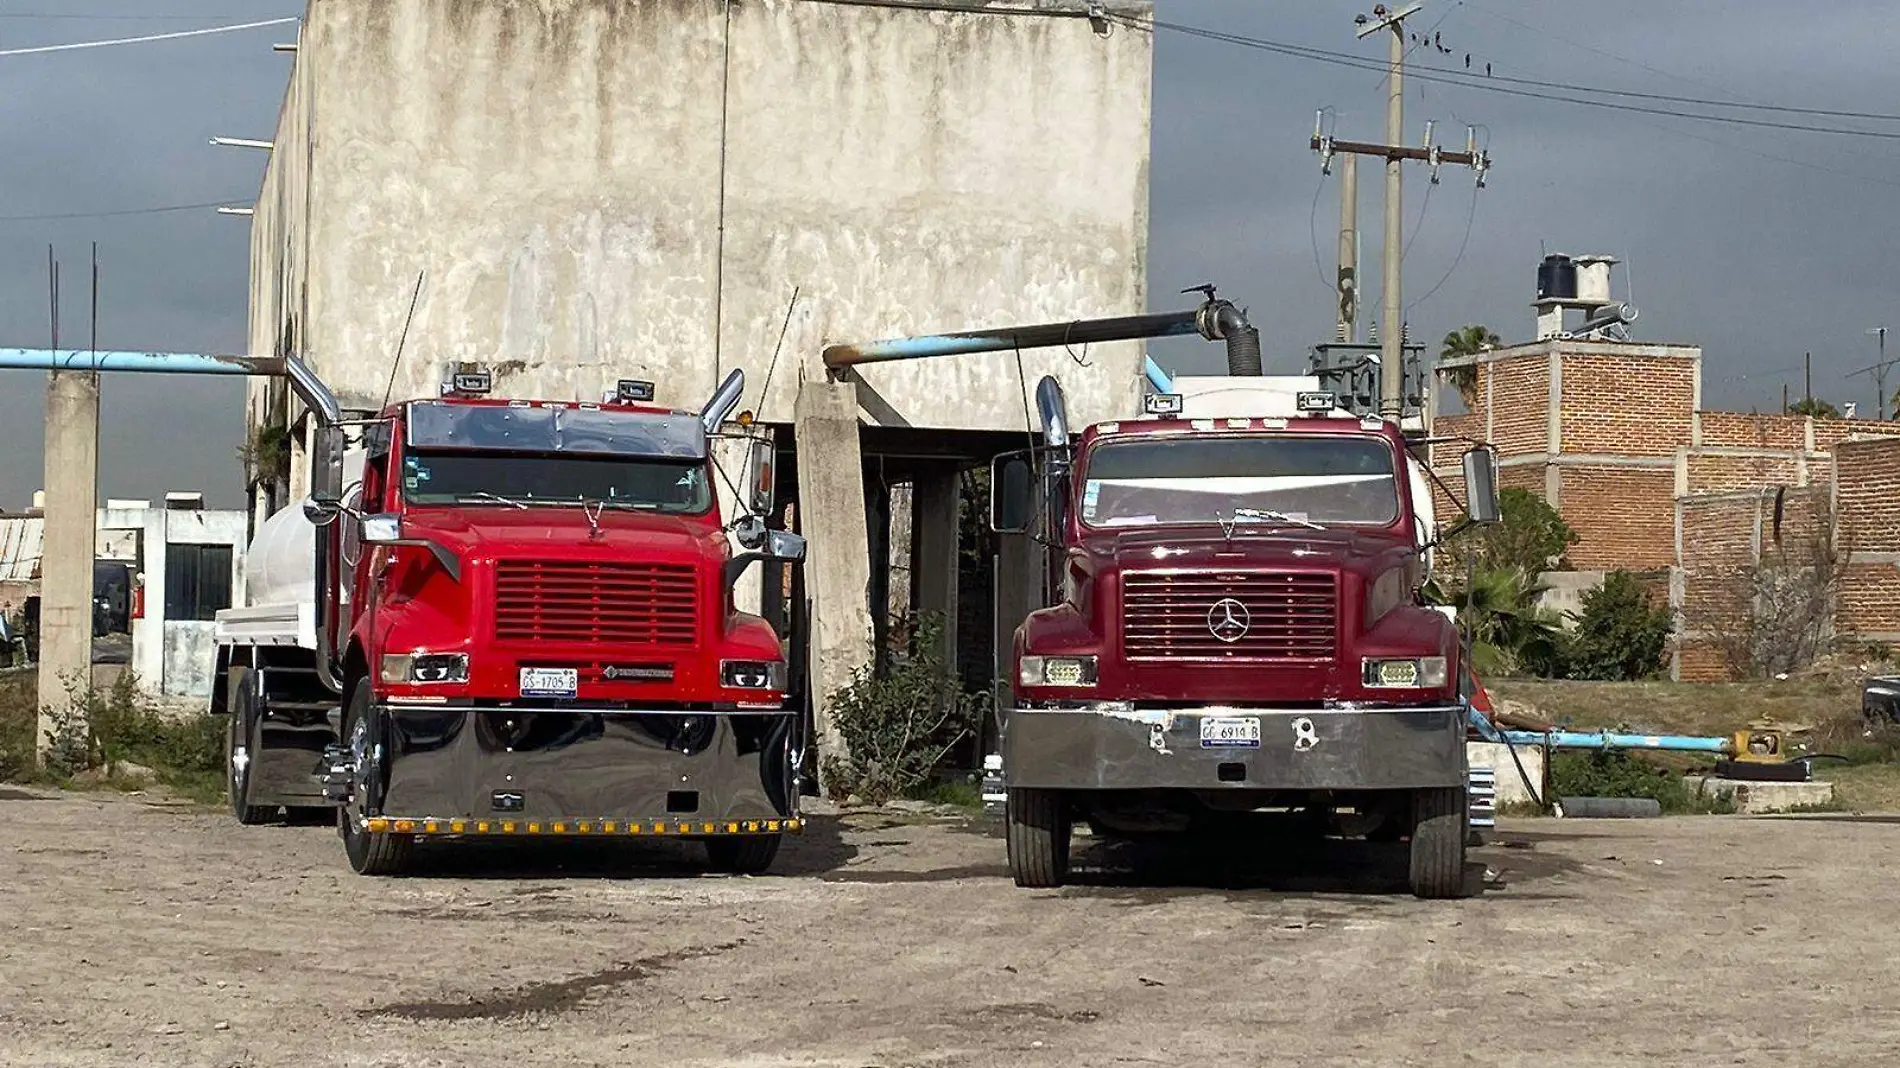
[4, 787, 1898, 1068]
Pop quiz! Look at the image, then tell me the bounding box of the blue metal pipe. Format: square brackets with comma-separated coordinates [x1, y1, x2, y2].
[1500, 729, 1732, 754]
[822, 311, 1206, 370]
[0, 348, 280, 375]
[0, 348, 340, 425]
[1466, 706, 1732, 754]
[1143, 356, 1173, 393]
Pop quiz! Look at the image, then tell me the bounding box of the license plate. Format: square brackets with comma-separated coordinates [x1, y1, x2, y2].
[1200, 716, 1261, 749]
[519, 667, 578, 698]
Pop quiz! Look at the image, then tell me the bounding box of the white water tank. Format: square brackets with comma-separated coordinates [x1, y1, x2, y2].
[244, 505, 315, 608]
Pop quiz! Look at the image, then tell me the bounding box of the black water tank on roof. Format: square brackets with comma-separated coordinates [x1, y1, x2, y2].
[1536, 254, 1577, 300]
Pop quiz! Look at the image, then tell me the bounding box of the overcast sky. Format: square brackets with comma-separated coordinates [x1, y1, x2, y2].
[4, 0, 1899, 510]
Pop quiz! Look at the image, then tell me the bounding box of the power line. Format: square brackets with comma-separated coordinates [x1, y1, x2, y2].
[0, 16, 297, 57]
[0, 198, 244, 222]
[1118, 14, 1900, 140]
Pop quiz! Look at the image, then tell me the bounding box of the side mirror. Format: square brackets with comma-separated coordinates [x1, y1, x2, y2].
[302, 496, 342, 527]
[1463, 445, 1501, 525]
[311, 423, 347, 502]
[360, 513, 403, 544]
[990, 451, 1035, 535]
[732, 515, 767, 551]
[743, 436, 776, 518]
[765, 529, 806, 562]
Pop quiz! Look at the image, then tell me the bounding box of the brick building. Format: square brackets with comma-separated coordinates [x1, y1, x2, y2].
[1429, 325, 1900, 681]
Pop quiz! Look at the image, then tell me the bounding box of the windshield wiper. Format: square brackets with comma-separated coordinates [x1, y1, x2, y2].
[458, 491, 529, 509]
[1228, 507, 1325, 532]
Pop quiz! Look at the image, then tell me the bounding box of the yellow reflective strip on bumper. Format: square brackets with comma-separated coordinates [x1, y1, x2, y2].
[375, 817, 801, 836]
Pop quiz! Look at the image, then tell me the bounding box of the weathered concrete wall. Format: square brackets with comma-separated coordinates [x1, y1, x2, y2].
[254, 0, 1150, 437]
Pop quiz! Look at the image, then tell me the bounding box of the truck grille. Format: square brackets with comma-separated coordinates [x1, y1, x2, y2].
[494, 561, 698, 645]
[1121, 571, 1338, 662]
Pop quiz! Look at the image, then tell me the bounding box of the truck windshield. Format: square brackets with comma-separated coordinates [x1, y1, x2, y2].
[400, 450, 712, 514]
[1079, 434, 1400, 528]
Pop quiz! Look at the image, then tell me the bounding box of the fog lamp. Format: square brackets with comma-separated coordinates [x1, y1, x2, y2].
[1361, 656, 1446, 689]
[721, 659, 786, 690]
[381, 652, 469, 685]
[1020, 655, 1098, 687]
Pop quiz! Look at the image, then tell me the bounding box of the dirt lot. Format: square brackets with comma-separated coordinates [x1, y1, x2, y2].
[5, 789, 1899, 1068]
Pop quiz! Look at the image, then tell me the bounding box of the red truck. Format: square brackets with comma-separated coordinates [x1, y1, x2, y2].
[989, 376, 1499, 898]
[213, 365, 807, 876]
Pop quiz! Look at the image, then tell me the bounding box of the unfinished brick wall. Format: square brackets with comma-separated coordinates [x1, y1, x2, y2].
[1835, 438, 1900, 640]
[1559, 354, 1696, 457]
[1559, 466, 1676, 570]
[1683, 451, 1802, 495]
[1699, 411, 1806, 451]
[1674, 487, 1831, 681]
[1813, 418, 1900, 454]
[1486, 355, 1549, 457]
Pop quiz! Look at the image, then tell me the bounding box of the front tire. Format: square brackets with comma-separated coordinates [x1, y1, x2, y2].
[705, 834, 781, 875]
[226, 668, 274, 826]
[1408, 786, 1471, 899]
[338, 679, 413, 877]
[1006, 788, 1070, 888]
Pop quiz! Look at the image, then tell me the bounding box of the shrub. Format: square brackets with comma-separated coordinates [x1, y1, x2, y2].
[822, 614, 988, 804]
[0, 670, 223, 801]
[1561, 571, 1672, 681]
[1467, 488, 1579, 575]
[1424, 567, 1566, 677]
[1549, 750, 1734, 814]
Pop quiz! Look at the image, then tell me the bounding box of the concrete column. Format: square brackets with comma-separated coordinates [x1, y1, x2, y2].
[912, 470, 960, 674]
[38, 371, 100, 763]
[887, 481, 914, 628]
[792, 381, 873, 777]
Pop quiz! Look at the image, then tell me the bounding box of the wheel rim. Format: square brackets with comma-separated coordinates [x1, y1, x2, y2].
[342, 713, 381, 839]
[228, 714, 251, 808]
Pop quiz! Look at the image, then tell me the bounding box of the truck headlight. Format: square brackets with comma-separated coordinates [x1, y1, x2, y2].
[721, 659, 787, 689]
[381, 652, 468, 685]
[1361, 656, 1447, 689]
[1020, 655, 1098, 687]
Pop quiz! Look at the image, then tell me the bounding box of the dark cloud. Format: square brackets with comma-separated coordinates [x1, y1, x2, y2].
[4, 0, 1898, 514]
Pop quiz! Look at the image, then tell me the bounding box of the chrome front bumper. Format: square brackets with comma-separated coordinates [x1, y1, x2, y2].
[1000, 704, 1468, 792]
[323, 705, 800, 825]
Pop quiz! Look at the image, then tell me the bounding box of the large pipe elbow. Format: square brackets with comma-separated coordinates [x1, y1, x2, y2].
[1196, 300, 1263, 376]
[285, 354, 341, 426]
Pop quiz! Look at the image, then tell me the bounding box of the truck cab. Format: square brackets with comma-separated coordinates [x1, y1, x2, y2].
[216, 368, 808, 876]
[990, 377, 1499, 898]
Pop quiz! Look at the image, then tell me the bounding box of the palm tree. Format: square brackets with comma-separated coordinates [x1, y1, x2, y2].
[1425, 567, 1566, 677]
[1787, 396, 1840, 419]
[1439, 325, 1501, 408]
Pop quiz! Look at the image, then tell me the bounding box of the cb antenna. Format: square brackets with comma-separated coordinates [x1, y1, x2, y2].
[379, 269, 428, 411]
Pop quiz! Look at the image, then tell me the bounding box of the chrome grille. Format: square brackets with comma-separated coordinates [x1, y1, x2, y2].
[1121, 571, 1338, 662]
[494, 561, 698, 645]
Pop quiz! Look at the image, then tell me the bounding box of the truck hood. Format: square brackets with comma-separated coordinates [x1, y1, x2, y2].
[396, 505, 728, 562]
[1081, 524, 1413, 575]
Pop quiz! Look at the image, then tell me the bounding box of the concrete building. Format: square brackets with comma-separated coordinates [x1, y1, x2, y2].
[1431, 254, 1900, 681]
[0, 495, 247, 698]
[244, 0, 1155, 755]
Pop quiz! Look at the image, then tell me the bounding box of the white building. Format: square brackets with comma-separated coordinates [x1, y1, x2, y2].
[0, 493, 247, 698]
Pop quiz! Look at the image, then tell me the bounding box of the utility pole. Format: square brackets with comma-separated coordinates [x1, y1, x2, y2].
[1847, 327, 1892, 420]
[1805, 351, 1812, 405]
[38, 245, 102, 766]
[1314, 2, 1491, 422]
[1336, 154, 1358, 342]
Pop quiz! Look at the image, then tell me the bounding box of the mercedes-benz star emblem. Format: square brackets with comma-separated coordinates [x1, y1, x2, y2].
[1206, 597, 1251, 643]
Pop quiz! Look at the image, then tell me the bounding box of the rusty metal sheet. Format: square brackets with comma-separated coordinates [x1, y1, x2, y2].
[0, 517, 44, 582]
